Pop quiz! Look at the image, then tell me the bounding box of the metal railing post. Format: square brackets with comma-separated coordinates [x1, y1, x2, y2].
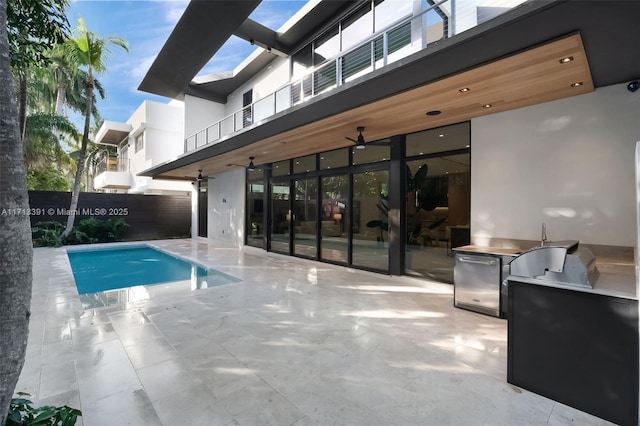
[383, 31, 389, 66]
[450, 0, 456, 36]
[370, 39, 375, 70]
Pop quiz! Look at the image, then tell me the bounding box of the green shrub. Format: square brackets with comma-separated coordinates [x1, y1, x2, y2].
[73, 217, 128, 243]
[32, 217, 129, 247]
[31, 221, 65, 247]
[62, 227, 96, 245]
[104, 217, 128, 241]
[7, 393, 81, 426]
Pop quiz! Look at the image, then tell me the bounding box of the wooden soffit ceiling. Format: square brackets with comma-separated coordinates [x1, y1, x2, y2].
[157, 33, 592, 181]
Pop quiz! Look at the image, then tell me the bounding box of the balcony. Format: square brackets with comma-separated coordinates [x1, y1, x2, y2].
[93, 157, 132, 190]
[184, 0, 525, 153]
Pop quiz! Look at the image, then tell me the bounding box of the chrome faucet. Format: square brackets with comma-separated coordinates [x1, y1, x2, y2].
[541, 223, 547, 246]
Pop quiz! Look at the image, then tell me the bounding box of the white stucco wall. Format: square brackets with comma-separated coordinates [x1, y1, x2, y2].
[224, 56, 290, 118]
[207, 169, 246, 247]
[471, 83, 640, 247]
[123, 101, 190, 194]
[184, 94, 226, 139]
[451, 0, 526, 35]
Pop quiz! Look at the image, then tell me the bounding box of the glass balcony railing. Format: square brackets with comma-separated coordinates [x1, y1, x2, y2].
[184, 0, 525, 153]
[96, 157, 130, 174]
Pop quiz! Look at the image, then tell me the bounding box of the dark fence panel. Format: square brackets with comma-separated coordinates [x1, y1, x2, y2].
[28, 191, 191, 241]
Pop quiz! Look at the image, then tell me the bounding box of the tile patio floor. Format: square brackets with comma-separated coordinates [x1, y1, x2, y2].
[17, 238, 614, 425]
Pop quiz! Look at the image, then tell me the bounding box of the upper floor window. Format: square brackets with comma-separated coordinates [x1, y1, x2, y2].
[314, 24, 340, 64]
[119, 140, 129, 161]
[290, 0, 414, 78]
[374, 0, 412, 32]
[341, 2, 373, 51]
[243, 89, 253, 127]
[135, 133, 144, 153]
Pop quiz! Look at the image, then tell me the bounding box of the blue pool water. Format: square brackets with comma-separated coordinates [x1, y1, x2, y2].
[67, 245, 239, 294]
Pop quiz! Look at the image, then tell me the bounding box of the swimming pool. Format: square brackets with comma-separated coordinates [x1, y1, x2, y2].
[66, 244, 240, 308]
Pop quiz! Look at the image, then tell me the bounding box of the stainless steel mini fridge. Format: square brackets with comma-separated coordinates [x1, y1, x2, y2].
[454, 253, 502, 317]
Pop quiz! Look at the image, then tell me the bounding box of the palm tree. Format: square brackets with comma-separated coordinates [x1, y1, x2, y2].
[61, 18, 128, 237]
[37, 45, 106, 119]
[23, 112, 78, 174]
[0, 0, 34, 421]
[7, 0, 69, 139]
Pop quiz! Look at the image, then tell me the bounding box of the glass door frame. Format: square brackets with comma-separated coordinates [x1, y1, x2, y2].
[266, 160, 391, 273]
[293, 175, 320, 260]
[268, 178, 293, 255]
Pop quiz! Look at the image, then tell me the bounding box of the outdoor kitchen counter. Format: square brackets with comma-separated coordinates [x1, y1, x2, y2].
[455, 245, 637, 299]
[453, 245, 522, 257]
[509, 260, 637, 300]
[507, 262, 638, 426]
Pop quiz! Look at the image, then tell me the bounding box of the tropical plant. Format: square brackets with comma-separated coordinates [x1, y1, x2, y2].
[61, 18, 128, 238]
[23, 112, 78, 171]
[7, 0, 70, 138]
[80, 143, 106, 192]
[0, 0, 34, 421]
[31, 221, 65, 247]
[74, 217, 128, 243]
[27, 166, 70, 191]
[364, 163, 442, 244]
[33, 218, 129, 247]
[31, 46, 106, 119]
[7, 393, 81, 426]
[365, 194, 389, 242]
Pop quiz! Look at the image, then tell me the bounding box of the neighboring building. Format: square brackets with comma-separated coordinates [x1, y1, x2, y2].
[93, 100, 192, 195]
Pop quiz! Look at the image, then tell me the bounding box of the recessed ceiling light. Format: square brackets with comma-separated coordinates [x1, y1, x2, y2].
[426, 110, 442, 116]
[482, 104, 492, 108]
[465, 144, 470, 148]
[419, 152, 424, 155]
[296, 161, 300, 164]
[559, 56, 574, 64]
[570, 81, 583, 87]
[459, 87, 470, 93]
[438, 134, 444, 138]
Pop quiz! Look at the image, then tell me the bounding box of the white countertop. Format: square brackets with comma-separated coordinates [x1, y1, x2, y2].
[453, 245, 522, 257]
[509, 262, 637, 300]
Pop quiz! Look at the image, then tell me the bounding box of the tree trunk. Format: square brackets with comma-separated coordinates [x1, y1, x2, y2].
[62, 72, 93, 238]
[55, 86, 66, 116]
[0, 0, 34, 421]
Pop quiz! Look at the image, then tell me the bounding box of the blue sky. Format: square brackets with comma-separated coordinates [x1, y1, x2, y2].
[65, 0, 307, 126]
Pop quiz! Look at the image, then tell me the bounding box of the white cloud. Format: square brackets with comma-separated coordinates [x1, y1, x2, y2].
[131, 55, 158, 81]
[163, 1, 188, 24]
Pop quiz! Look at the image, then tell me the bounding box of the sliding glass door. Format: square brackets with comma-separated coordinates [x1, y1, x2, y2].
[270, 180, 290, 254]
[352, 170, 389, 270]
[320, 174, 349, 263]
[293, 178, 318, 258]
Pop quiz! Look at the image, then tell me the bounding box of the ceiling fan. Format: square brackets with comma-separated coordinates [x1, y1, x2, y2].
[346, 126, 366, 150]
